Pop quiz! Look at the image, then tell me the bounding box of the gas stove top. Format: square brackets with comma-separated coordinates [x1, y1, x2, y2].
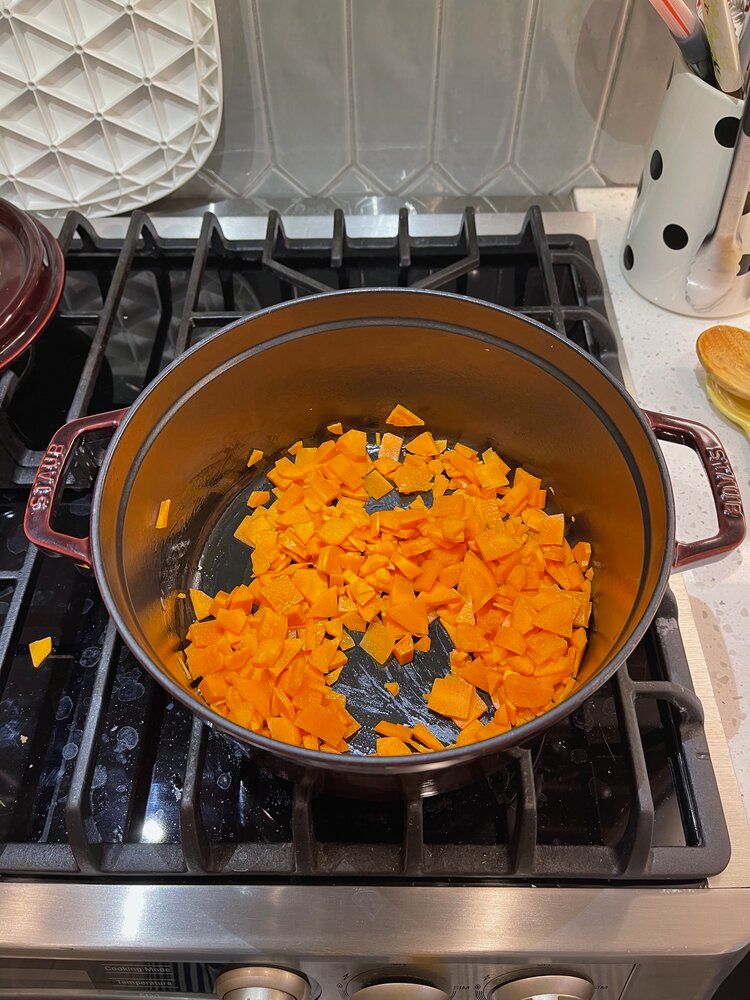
[0, 206, 732, 883]
[0, 206, 748, 1000]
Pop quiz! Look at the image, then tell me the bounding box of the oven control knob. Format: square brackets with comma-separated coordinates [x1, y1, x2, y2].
[352, 985, 448, 1000]
[491, 975, 594, 1000]
[216, 967, 310, 1000]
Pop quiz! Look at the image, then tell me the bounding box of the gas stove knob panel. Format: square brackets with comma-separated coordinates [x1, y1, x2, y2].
[216, 967, 311, 1000]
[351, 984, 448, 1000]
[490, 975, 594, 1000]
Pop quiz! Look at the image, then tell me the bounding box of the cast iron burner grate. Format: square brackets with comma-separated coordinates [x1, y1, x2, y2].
[0, 207, 730, 882]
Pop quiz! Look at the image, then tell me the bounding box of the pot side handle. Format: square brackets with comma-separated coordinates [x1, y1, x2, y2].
[645, 409, 746, 569]
[23, 408, 128, 567]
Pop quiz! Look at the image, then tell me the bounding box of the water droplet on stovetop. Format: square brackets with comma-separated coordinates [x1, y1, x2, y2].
[79, 646, 101, 668]
[570, 748, 588, 765]
[116, 784, 127, 794]
[117, 676, 144, 703]
[81, 598, 94, 614]
[116, 726, 138, 751]
[92, 764, 107, 789]
[217, 772, 231, 790]
[62, 742, 78, 760]
[55, 696, 72, 720]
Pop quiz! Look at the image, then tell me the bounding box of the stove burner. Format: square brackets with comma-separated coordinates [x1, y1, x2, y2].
[0, 208, 730, 882]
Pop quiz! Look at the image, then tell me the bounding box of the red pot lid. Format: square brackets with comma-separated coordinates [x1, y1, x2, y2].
[0, 199, 64, 371]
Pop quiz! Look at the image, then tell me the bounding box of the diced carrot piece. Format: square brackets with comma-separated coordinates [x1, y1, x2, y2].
[572, 541, 592, 570]
[187, 619, 224, 647]
[189, 588, 214, 621]
[427, 675, 473, 719]
[363, 470, 392, 500]
[476, 528, 521, 562]
[208, 591, 232, 616]
[308, 639, 339, 673]
[217, 608, 246, 635]
[411, 722, 444, 750]
[375, 736, 412, 756]
[336, 428, 368, 459]
[534, 600, 575, 638]
[452, 689, 488, 728]
[247, 449, 264, 468]
[414, 636, 431, 653]
[341, 611, 367, 632]
[327, 422, 343, 435]
[156, 499, 171, 529]
[452, 623, 490, 653]
[261, 575, 304, 614]
[186, 642, 226, 677]
[235, 677, 272, 719]
[393, 635, 414, 665]
[504, 672, 554, 709]
[295, 568, 329, 604]
[296, 704, 346, 745]
[390, 572, 415, 604]
[248, 490, 270, 508]
[452, 656, 489, 692]
[308, 587, 339, 618]
[572, 627, 588, 650]
[360, 621, 396, 665]
[388, 598, 428, 637]
[424, 583, 461, 609]
[29, 636, 52, 668]
[392, 461, 433, 495]
[201, 672, 228, 703]
[386, 404, 425, 427]
[385, 681, 400, 696]
[379, 432, 403, 462]
[374, 456, 400, 477]
[406, 431, 440, 456]
[457, 550, 496, 611]
[325, 665, 344, 686]
[375, 720, 413, 740]
[269, 716, 302, 746]
[454, 719, 489, 746]
[494, 625, 527, 655]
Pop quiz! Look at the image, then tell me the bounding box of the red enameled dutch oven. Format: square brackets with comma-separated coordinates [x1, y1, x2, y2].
[23, 290, 745, 797]
[0, 200, 64, 371]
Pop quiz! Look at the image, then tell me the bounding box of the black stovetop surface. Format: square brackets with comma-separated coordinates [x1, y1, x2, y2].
[0, 207, 730, 882]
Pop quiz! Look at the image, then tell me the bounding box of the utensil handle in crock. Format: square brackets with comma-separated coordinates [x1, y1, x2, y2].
[645, 409, 746, 568]
[23, 408, 127, 566]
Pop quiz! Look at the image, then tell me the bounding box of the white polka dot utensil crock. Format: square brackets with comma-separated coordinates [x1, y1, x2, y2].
[622, 69, 750, 317]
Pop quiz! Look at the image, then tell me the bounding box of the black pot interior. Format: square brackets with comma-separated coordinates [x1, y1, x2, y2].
[94, 290, 670, 770]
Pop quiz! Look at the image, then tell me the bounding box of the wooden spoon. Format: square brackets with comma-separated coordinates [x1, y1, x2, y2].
[697, 324, 750, 402]
[705, 376, 750, 442]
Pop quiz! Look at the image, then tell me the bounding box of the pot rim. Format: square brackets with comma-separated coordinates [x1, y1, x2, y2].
[90, 287, 675, 773]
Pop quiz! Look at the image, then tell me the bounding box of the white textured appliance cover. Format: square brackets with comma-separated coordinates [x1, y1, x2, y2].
[0, 0, 221, 216]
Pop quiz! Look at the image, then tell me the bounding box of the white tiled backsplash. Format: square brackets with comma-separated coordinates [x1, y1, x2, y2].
[173, 0, 673, 207]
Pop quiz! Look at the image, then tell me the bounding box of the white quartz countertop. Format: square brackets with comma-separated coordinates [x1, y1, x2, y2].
[575, 187, 750, 820]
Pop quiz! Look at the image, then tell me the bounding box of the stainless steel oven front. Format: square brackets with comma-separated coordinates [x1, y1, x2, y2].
[0, 879, 749, 999]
